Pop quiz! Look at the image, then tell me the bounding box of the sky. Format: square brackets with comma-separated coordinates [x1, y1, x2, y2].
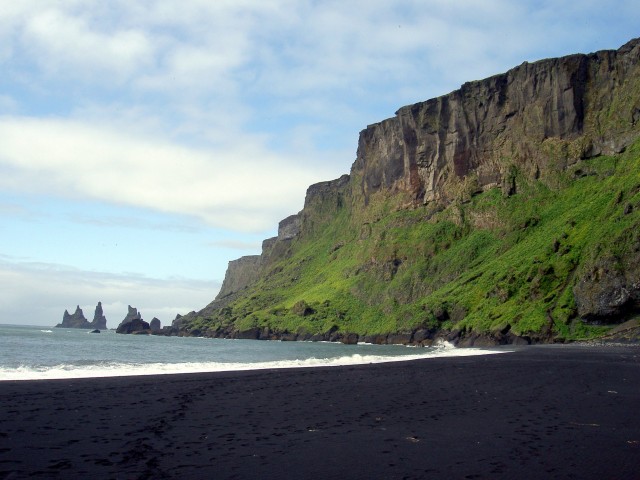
[1, 1, 638, 327]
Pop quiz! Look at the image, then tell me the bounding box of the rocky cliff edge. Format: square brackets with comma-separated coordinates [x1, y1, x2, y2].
[174, 39, 640, 342]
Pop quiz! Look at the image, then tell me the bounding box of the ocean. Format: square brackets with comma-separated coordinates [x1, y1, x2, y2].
[0, 324, 504, 381]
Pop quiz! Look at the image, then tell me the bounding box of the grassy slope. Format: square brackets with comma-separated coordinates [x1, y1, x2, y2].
[191, 139, 640, 341]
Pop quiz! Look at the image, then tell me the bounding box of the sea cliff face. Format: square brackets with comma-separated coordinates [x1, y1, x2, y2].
[353, 38, 640, 207]
[175, 39, 640, 344]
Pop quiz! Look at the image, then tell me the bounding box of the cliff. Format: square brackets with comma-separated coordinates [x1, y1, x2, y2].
[175, 39, 640, 344]
[352, 38, 640, 207]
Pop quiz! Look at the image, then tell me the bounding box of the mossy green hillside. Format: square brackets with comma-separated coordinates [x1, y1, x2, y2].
[187, 139, 640, 341]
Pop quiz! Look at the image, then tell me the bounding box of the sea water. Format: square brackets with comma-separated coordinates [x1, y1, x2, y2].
[0, 324, 505, 381]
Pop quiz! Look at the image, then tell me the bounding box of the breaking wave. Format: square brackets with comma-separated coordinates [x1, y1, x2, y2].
[0, 342, 508, 381]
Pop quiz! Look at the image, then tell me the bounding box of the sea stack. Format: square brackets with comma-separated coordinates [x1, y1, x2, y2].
[56, 305, 89, 328]
[56, 302, 108, 329]
[90, 302, 108, 330]
[116, 306, 150, 334]
[149, 317, 161, 332]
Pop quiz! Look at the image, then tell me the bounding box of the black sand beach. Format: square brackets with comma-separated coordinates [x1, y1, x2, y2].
[1, 345, 639, 479]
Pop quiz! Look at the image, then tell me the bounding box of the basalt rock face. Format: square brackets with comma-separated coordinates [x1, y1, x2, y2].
[353, 39, 640, 207]
[216, 256, 262, 301]
[573, 233, 640, 322]
[116, 306, 150, 334]
[175, 39, 640, 342]
[56, 302, 108, 329]
[300, 175, 351, 236]
[209, 178, 352, 307]
[187, 211, 308, 322]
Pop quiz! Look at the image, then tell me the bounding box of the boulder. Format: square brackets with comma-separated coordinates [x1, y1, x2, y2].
[574, 249, 640, 322]
[340, 333, 359, 344]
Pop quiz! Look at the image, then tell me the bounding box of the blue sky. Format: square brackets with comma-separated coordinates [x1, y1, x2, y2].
[1, 1, 638, 327]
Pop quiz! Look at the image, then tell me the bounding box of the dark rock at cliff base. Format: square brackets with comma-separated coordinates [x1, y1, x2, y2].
[362, 334, 388, 345]
[149, 317, 161, 331]
[116, 306, 150, 334]
[90, 329, 101, 333]
[234, 328, 261, 340]
[340, 333, 360, 345]
[279, 332, 298, 341]
[574, 234, 640, 322]
[386, 333, 413, 345]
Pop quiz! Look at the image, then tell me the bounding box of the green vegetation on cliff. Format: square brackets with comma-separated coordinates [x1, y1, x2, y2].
[177, 40, 640, 344]
[185, 139, 640, 342]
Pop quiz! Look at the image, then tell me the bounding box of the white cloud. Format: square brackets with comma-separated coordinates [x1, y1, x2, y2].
[0, 116, 333, 232]
[3, 0, 638, 98]
[2, 1, 636, 235]
[0, 0, 638, 327]
[0, 257, 218, 327]
[1, 1, 271, 95]
[21, 8, 154, 83]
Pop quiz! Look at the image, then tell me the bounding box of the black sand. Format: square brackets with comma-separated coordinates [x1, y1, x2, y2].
[1, 345, 639, 479]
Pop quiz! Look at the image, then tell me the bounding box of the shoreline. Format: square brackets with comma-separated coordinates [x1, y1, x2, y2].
[1, 344, 639, 479]
[0, 336, 508, 382]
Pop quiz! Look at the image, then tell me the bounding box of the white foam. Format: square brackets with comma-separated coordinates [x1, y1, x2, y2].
[0, 345, 509, 381]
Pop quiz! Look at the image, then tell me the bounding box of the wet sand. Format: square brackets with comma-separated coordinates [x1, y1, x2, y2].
[1, 345, 639, 479]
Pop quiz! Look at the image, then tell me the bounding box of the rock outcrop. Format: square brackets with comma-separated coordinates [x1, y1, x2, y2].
[56, 305, 89, 328]
[91, 302, 108, 330]
[173, 39, 640, 343]
[56, 302, 108, 329]
[149, 317, 161, 331]
[216, 256, 262, 300]
[574, 249, 640, 322]
[193, 210, 309, 318]
[352, 38, 640, 207]
[116, 306, 150, 334]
